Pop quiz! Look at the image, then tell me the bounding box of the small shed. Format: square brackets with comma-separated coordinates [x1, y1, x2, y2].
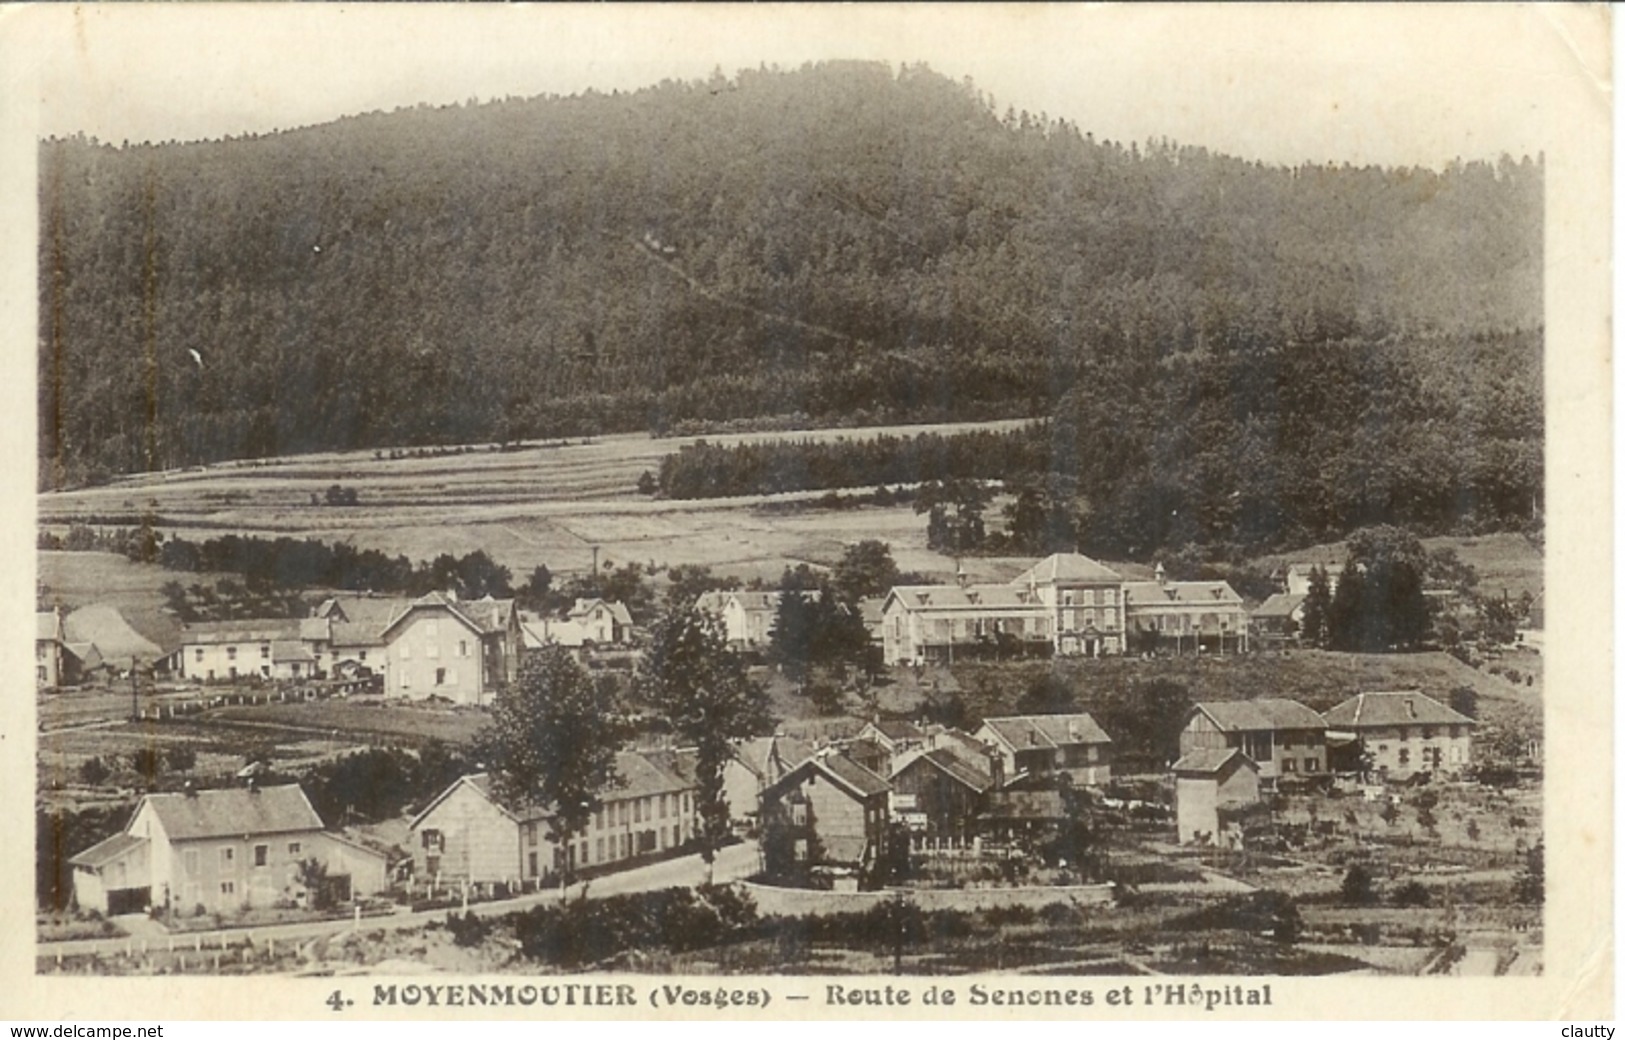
[1172, 748, 1260, 845]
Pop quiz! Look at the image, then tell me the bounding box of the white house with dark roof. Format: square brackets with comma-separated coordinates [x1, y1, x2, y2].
[409, 750, 698, 885]
[175, 620, 304, 683]
[975, 713, 1113, 786]
[694, 590, 781, 649]
[1322, 690, 1475, 778]
[379, 592, 522, 706]
[880, 584, 1053, 665]
[1179, 699, 1328, 781]
[68, 784, 387, 916]
[522, 598, 635, 650]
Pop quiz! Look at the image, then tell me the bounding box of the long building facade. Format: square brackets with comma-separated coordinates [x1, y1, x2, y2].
[881, 553, 1248, 665]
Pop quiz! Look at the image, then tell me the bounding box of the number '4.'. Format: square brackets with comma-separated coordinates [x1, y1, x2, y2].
[327, 990, 348, 1012]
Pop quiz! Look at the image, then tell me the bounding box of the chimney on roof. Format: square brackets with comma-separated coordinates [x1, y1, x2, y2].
[955, 560, 968, 589]
[1155, 561, 1167, 586]
[184, 779, 197, 799]
[1406, 698, 1416, 719]
[247, 777, 259, 795]
[1028, 731, 1038, 746]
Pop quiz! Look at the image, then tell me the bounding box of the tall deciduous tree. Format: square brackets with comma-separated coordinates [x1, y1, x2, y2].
[638, 606, 768, 881]
[831, 540, 900, 605]
[474, 646, 625, 892]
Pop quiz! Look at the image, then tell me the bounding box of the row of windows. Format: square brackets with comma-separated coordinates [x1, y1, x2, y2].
[399, 639, 472, 661]
[1278, 758, 1320, 773]
[1060, 588, 1118, 607]
[185, 841, 302, 876]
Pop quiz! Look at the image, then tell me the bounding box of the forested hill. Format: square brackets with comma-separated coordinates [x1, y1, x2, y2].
[40, 61, 1542, 492]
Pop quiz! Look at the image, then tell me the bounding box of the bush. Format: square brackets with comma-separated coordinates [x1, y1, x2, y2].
[1391, 881, 1431, 907]
[1340, 865, 1377, 906]
[78, 757, 111, 786]
[445, 910, 491, 947]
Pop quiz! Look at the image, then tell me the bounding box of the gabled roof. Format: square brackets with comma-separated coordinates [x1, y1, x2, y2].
[764, 751, 891, 803]
[867, 719, 926, 743]
[460, 596, 519, 633]
[146, 784, 325, 841]
[892, 747, 993, 793]
[884, 584, 1048, 612]
[856, 597, 886, 628]
[1191, 698, 1326, 733]
[1009, 552, 1124, 586]
[1172, 747, 1258, 776]
[1322, 691, 1475, 729]
[315, 595, 412, 646]
[1253, 593, 1306, 619]
[567, 598, 633, 627]
[64, 641, 103, 670]
[379, 592, 497, 640]
[69, 831, 149, 868]
[1121, 581, 1244, 606]
[981, 713, 1112, 750]
[733, 735, 815, 781]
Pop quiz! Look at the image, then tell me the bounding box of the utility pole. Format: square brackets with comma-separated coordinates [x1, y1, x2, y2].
[130, 657, 140, 721]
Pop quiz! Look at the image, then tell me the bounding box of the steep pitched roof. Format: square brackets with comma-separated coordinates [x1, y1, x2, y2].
[64, 642, 103, 670]
[982, 713, 1112, 750]
[272, 640, 315, 663]
[315, 595, 411, 646]
[379, 592, 493, 639]
[1322, 691, 1475, 729]
[1009, 552, 1124, 586]
[1121, 581, 1244, 606]
[146, 784, 325, 841]
[1253, 593, 1306, 619]
[567, 598, 633, 627]
[764, 750, 891, 803]
[892, 747, 993, 793]
[1193, 698, 1326, 733]
[1172, 747, 1258, 776]
[65, 605, 165, 664]
[461, 596, 519, 633]
[733, 735, 815, 781]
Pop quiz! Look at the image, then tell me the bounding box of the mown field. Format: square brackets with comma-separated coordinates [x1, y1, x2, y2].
[38, 419, 1033, 581]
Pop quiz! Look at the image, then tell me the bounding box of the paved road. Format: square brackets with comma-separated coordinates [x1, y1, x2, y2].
[39, 841, 761, 962]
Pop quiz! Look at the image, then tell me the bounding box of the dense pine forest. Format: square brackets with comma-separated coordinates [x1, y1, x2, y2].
[39, 60, 1541, 553]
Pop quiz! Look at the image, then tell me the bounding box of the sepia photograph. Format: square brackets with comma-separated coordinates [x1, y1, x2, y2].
[2, 2, 1611, 1021]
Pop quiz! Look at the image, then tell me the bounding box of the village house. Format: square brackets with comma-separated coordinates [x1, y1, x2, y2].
[759, 748, 891, 881]
[889, 745, 993, 841]
[174, 620, 306, 683]
[305, 594, 408, 677]
[1251, 592, 1307, 643]
[975, 713, 1113, 787]
[694, 590, 781, 650]
[36, 608, 65, 687]
[1172, 748, 1261, 845]
[1285, 562, 1344, 597]
[1179, 698, 1329, 781]
[378, 592, 522, 706]
[722, 734, 814, 830]
[1121, 564, 1250, 655]
[408, 750, 697, 885]
[1321, 690, 1476, 779]
[855, 718, 928, 762]
[68, 783, 387, 916]
[522, 598, 635, 650]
